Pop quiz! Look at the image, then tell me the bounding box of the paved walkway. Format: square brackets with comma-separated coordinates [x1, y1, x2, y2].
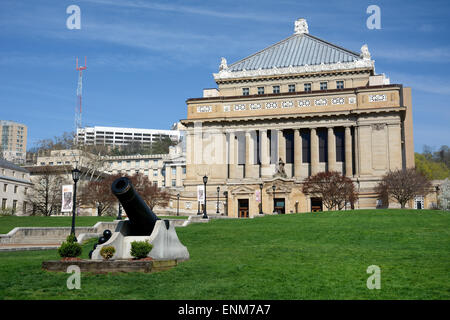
[0, 243, 60, 252]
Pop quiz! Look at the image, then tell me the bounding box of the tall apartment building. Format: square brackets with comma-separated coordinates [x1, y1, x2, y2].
[76, 126, 181, 148]
[0, 120, 27, 164]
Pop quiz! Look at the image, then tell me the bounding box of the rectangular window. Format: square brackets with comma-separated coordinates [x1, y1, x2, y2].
[3, 184, 6, 192]
[288, 84, 296, 92]
[336, 81, 344, 89]
[335, 128, 345, 162]
[153, 169, 158, 177]
[171, 179, 176, 187]
[320, 82, 328, 90]
[14, 186, 18, 193]
[318, 129, 328, 163]
[272, 86, 280, 94]
[304, 83, 311, 92]
[1, 199, 6, 210]
[284, 130, 294, 164]
[12, 200, 17, 213]
[257, 87, 265, 95]
[242, 88, 249, 96]
[182, 166, 186, 174]
[301, 130, 310, 163]
[172, 167, 176, 175]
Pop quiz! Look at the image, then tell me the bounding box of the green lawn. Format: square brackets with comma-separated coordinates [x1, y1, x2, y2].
[0, 209, 449, 300]
[0, 215, 188, 234]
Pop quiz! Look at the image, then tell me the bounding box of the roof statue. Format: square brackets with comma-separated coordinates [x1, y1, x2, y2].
[294, 18, 309, 34]
[360, 44, 371, 60]
[219, 57, 228, 71]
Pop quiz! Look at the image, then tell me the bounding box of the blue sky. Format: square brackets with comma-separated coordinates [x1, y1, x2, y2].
[0, 0, 449, 151]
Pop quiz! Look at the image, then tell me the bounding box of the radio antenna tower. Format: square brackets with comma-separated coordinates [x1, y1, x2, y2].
[75, 56, 87, 133]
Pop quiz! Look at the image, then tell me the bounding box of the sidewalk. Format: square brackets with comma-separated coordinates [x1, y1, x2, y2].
[0, 243, 60, 252]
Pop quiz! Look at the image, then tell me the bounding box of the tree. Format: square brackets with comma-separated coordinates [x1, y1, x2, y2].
[27, 166, 63, 216]
[302, 171, 358, 211]
[375, 168, 432, 209]
[438, 178, 450, 211]
[415, 153, 450, 180]
[129, 173, 170, 210]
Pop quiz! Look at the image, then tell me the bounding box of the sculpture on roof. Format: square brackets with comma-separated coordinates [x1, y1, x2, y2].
[219, 57, 228, 71]
[294, 18, 309, 34]
[361, 44, 371, 60]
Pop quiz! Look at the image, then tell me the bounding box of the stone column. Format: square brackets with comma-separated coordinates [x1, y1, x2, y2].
[345, 127, 353, 177]
[245, 130, 253, 178]
[278, 129, 286, 163]
[228, 131, 238, 179]
[310, 128, 319, 175]
[327, 127, 336, 172]
[260, 129, 271, 177]
[294, 129, 302, 178]
[176, 165, 182, 187]
[354, 126, 360, 176]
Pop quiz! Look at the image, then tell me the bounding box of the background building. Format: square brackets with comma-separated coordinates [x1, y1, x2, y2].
[76, 126, 181, 148]
[0, 120, 27, 164]
[0, 159, 32, 215]
[180, 19, 417, 216]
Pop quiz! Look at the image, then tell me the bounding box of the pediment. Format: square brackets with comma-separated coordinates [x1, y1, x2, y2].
[230, 185, 255, 195]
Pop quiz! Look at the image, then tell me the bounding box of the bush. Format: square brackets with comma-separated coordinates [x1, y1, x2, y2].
[0, 208, 15, 216]
[100, 246, 116, 260]
[58, 236, 82, 258]
[130, 240, 153, 259]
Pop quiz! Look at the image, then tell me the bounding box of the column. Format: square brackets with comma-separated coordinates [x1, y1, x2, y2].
[310, 128, 319, 175]
[260, 129, 271, 177]
[228, 131, 238, 179]
[176, 165, 182, 187]
[354, 126, 360, 176]
[294, 129, 302, 178]
[245, 130, 253, 178]
[345, 127, 353, 177]
[278, 129, 286, 163]
[327, 127, 336, 172]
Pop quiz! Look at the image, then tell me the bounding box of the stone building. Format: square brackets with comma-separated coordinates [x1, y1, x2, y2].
[0, 159, 33, 215]
[0, 120, 27, 164]
[180, 19, 416, 217]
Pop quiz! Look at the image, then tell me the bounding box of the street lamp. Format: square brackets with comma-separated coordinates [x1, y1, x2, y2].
[71, 167, 81, 240]
[202, 175, 208, 219]
[259, 183, 263, 215]
[216, 186, 220, 214]
[177, 193, 180, 216]
[272, 185, 276, 214]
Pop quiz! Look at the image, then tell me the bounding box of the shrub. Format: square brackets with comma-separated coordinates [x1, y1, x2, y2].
[100, 246, 116, 260]
[58, 236, 82, 258]
[66, 234, 77, 243]
[130, 240, 153, 259]
[0, 208, 15, 216]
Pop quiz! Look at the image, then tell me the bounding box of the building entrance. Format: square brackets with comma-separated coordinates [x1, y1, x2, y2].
[273, 198, 285, 214]
[238, 199, 249, 218]
[311, 198, 323, 212]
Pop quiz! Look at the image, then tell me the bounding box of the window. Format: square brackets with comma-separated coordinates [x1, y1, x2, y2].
[172, 167, 176, 175]
[320, 82, 328, 90]
[257, 87, 265, 95]
[288, 84, 296, 92]
[242, 88, 249, 96]
[153, 169, 158, 177]
[301, 130, 310, 163]
[153, 160, 158, 165]
[3, 184, 6, 192]
[272, 86, 280, 94]
[171, 179, 176, 187]
[14, 186, 18, 194]
[12, 200, 17, 213]
[318, 129, 328, 163]
[24, 187, 28, 195]
[182, 166, 186, 174]
[304, 83, 311, 92]
[335, 128, 345, 162]
[1, 199, 6, 210]
[336, 80, 344, 89]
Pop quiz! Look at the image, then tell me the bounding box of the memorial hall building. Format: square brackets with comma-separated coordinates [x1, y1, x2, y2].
[180, 19, 415, 217]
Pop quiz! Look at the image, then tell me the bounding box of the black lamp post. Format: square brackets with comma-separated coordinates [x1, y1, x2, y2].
[223, 191, 228, 216]
[272, 185, 276, 214]
[71, 167, 81, 240]
[116, 203, 122, 220]
[202, 175, 208, 219]
[259, 183, 263, 214]
[216, 186, 220, 214]
[177, 193, 180, 216]
[197, 200, 201, 215]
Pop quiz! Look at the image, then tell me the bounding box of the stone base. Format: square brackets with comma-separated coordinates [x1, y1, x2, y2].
[42, 259, 184, 274]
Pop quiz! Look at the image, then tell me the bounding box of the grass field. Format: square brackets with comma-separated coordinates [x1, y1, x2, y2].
[0, 215, 188, 234]
[0, 209, 449, 300]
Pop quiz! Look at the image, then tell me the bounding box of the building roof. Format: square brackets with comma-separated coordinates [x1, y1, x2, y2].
[0, 158, 29, 173]
[228, 33, 361, 72]
[213, 19, 374, 81]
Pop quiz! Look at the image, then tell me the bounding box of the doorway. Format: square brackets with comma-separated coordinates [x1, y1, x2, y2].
[238, 199, 249, 218]
[273, 198, 285, 214]
[311, 198, 323, 212]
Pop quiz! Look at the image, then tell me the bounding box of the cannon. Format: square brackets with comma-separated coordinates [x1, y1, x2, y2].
[90, 177, 189, 261]
[111, 177, 160, 236]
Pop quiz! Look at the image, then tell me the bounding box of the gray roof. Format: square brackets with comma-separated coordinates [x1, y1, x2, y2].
[0, 159, 29, 173]
[228, 33, 361, 72]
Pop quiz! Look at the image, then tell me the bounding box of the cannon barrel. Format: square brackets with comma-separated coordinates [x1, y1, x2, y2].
[111, 177, 160, 236]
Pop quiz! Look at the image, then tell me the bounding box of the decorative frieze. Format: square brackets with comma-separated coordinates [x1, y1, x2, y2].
[223, 105, 231, 112]
[281, 101, 294, 108]
[298, 99, 311, 107]
[314, 98, 327, 106]
[369, 94, 387, 102]
[197, 106, 212, 113]
[331, 97, 345, 105]
[348, 97, 356, 104]
[372, 123, 385, 131]
[265, 102, 278, 109]
[234, 104, 246, 111]
[249, 103, 262, 110]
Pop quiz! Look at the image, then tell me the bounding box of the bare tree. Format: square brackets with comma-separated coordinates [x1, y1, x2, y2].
[27, 166, 63, 216]
[375, 168, 432, 208]
[302, 171, 357, 211]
